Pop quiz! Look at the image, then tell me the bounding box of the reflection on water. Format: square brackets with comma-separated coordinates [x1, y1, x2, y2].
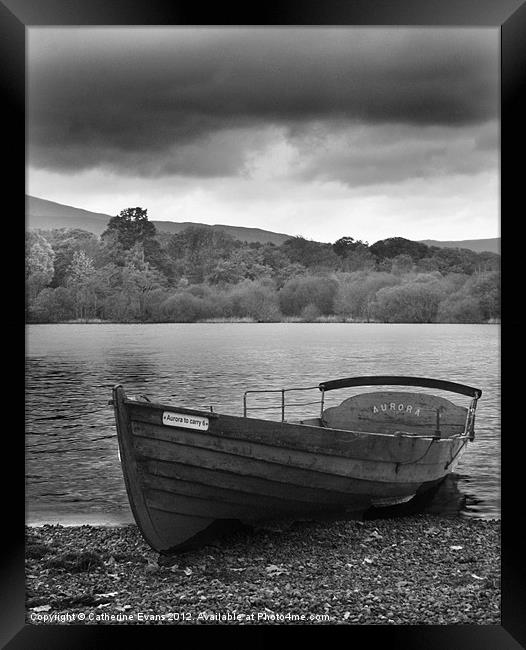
[364, 473, 469, 520]
[26, 323, 500, 524]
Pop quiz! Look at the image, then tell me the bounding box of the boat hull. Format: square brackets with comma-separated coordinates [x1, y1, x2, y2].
[112, 386, 468, 552]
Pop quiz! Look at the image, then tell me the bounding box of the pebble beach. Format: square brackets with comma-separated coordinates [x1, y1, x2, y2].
[25, 514, 500, 626]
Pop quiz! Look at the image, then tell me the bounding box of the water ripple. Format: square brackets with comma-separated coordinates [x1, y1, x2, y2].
[26, 323, 500, 524]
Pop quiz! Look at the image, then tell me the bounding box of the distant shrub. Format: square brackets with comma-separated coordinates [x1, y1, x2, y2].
[437, 295, 483, 323]
[30, 286, 75, 322]
[390, 254, 414, 276]
[161, 292, 214, 322]
[415, 256, 440, 273]
[141, 287, 171, 321]
[334, 272, 399, 321]
[217, 280, 281, 321]
[435, 271, 499, 322]
[278, 276, 338, 316]
[300, 303, 321, 321]
[371, 281, 447, 323]
[369, 237, 429, 261]
[463, 272, 500, 320]
[103, 291, 137, 321]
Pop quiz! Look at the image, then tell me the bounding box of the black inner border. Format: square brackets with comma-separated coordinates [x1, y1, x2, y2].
[5, 0, 524, 647]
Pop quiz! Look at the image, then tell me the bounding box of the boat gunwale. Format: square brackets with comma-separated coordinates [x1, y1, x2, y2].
[318, 375, 482, 399]
[123, 396, 469, 443]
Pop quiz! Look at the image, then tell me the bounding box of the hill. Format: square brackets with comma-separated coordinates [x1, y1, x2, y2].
[26, 195, 290, 245]
[419, 238, 500, 255]
[151, 220, 290, 245]
[27, 195, 499, 253]
[26, 195, 111, 235]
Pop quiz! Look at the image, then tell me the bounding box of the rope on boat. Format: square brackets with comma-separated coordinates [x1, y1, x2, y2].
[396, 434, 468, 471]
[394, 438, 437, 468]
[444, 438, 469, 470]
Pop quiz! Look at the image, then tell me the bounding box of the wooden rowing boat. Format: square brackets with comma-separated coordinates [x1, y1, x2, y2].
[110, 376, 481, 553]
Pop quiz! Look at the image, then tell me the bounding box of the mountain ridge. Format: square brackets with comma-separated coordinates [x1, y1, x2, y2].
[26, 195, 500, 254]
[419, 238, 500, 254]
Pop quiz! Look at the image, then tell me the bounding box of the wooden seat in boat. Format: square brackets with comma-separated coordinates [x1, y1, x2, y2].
[321, 391, 467, 437]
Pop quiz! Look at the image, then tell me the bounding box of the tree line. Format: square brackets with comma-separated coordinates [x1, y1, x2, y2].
[26, 207, 500, 324]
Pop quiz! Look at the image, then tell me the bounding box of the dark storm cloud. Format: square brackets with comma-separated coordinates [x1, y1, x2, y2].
[28, 27, 499, 176]
[281, 120, 499, 186]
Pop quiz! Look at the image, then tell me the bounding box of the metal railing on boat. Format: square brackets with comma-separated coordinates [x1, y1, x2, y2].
[243, 385, 324, 422]
[242, 377, 480, 440]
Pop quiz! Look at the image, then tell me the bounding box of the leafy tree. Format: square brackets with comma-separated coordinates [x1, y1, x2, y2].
[102, 207, 156, 249]
[161, 292, 213, 322]
[26, 232, 55, 307]
[391, 253, 414, 276]
[119, 244, 167, 320]
[332, 236, 369, 258]
[281, 237, 340, 271]
[278, 276, 338, 316]
[225, 280, 281, 321]
[24, 202, 501, 324]
[376, 258, 394, 273]
[300, 303, 321, 321]
[66, 250, 98, 319]
[415, 256, 440, 273]
[437, 294, 483, 323]
[41, 228, 101, 287]
[462, 272, 500, 320]
[258, 244, 302, 285]
[428, 246, 479, 275]
[371, 279, 447, 323]
[369, 237, 429, 261]
[271, 262, 307, 289]
[334, 272, 399, 321]
[29, 286, 75, 322]
[207, 249, 273, 286]
[96, 229, 128, 268]
[167, 225, 238, 284]
[101, 207, 165, 272]
[473, 252, 500, 273]
[340, 247, 376, 272]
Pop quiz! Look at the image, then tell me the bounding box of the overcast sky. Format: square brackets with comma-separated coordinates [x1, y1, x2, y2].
[27, 27, 499, 243]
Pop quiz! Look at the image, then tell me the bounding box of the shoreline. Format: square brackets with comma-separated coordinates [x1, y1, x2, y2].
[26, 318, 501, 325]
[26, 514, 500, 625]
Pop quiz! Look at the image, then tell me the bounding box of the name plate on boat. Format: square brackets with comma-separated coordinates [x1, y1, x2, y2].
[162, 411, 209, 431]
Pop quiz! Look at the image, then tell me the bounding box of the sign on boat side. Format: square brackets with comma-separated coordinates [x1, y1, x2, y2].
[162, 411, 210, 431]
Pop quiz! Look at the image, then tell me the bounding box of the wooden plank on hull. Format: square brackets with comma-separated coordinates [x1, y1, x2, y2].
[131, 418, 451, 469]
[143, 486, 350, 520]
[127, 402, 460, 464]
[145, 509, 219, 551]
[132, 435, 451, 497]
[140, 458, 416, 504]
[131, 421, 458, 484]
[140, 472, 362, 513]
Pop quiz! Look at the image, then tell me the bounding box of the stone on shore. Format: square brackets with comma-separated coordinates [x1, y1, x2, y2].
[25, 514, 500, 625]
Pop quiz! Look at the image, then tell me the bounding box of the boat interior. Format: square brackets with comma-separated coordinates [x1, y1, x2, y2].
[243, 376, 481, 440]
[293, 391, 468, 438]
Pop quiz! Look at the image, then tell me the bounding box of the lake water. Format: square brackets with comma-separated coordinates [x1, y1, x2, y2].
[26, 323, 500, 525]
